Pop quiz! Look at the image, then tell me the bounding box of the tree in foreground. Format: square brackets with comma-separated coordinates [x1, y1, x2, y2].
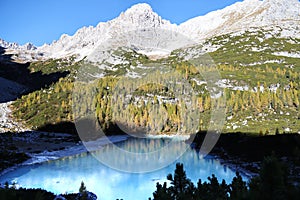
[153, 182, 172, 200]
[167, 163, 195, 200]
[79, 181, 88, 200]
[152, 156, 300, 200]
[248, 154, 299, 200]
[229, 172, 247, 200]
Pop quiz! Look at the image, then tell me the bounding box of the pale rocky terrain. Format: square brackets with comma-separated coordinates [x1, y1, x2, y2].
[0, 0, 299, 62]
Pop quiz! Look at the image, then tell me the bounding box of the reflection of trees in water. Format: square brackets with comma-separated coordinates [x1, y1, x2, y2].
[90, 138, 194, 172]
[98, 138, 187, 154]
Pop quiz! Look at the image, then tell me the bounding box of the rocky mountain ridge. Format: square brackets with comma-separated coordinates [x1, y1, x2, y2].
[1, 0, 299, 61]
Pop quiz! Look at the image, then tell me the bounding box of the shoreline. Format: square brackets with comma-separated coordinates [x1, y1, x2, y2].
[0, 132, 130, 177]
[24, 135, 131, 165]
[0, 132, 257, 182]
[213, 149, 259, 179]
[191, 132, 300, 183]
[7, 131, 299, 184]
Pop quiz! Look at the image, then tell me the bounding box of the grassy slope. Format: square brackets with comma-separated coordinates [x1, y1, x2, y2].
[10, 30, 300, 135]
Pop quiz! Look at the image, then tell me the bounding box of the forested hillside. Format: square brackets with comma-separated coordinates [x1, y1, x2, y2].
[11, 30, 300, 135]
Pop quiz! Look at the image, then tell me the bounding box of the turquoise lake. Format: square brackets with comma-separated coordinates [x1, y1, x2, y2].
[0, 137, 247, 200]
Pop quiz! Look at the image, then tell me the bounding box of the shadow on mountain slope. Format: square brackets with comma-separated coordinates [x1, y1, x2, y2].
[191, 131, 300, 167]
[36, 119, 129, 140]
[0, 46, 69, 103]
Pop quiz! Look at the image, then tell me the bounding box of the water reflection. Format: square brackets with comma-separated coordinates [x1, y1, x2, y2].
[92, 137, 192, 172]
[0, 138, 246, 200]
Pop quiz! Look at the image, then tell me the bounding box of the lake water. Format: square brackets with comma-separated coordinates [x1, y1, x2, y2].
[0, 137, 247, 200]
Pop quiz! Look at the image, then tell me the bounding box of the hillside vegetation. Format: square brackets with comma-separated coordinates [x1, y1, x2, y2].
[12, 30, 300, 135]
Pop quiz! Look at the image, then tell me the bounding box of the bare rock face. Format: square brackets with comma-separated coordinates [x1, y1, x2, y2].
[119, 3, 166, 27]
[0, 39, 36, 51]
[37, 3, 179, 61]
[179, 0, 300, 40]
[1, 0, 300, 61]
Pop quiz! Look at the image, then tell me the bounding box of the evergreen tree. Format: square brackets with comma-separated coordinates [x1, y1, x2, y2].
[206, 175, 229, 200]
[248, 155, 290, 200]
[79, 181, 88, 200]
[259, 155, 288, 200]
[275, 128, 280, 135]
[229, 172, 247, 200]
[153, 182, 172, 200]
[167, 163, 194, 200]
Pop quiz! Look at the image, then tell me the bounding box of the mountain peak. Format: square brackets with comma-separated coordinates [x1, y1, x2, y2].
[125, 3, 153, 13]
[122, 3, 155, 19]
[2, 0, 299, 61]
[179, 0, 300, 40]
[115, 3, 170, 29]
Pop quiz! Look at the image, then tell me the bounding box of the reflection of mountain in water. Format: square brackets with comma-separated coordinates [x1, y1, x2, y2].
[92, 137, 191, 172]
[0, 138, 247, 200]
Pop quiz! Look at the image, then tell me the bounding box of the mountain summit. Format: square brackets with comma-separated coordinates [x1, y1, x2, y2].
[1, 0, 299, 60]
[179, 0, 300, 40]
[110, 3, 175, 29]
[37, 3, 177, 60]
[120, 3, 166, 27]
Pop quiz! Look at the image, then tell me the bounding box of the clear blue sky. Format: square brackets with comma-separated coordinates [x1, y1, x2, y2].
[0, 0, 243, 46]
